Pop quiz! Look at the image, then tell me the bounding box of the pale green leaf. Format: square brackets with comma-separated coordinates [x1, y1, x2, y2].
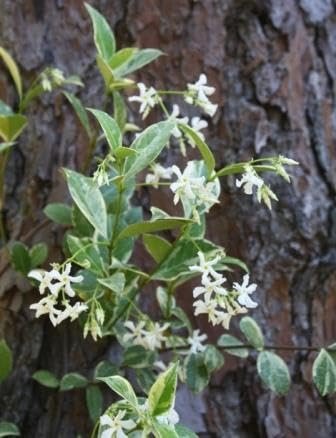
[109, 48, 138, 70]
[257, 351, 290, 395]
[124, 120, 174, 180]
[98, 272, 125, 293]
[148, 362, 178, 416]
[113, 91, 127, 132]
[60, 372, 88, 391]
[98, 375, 138, 408]
[117, 218, 192, 240]
[114, 49, 163, 77]
[44, 202, 72, 225]
[85, 3, 116, 60]
[0, 47, 22, 99]
[0, 114, 27, 142]
[64, 168, 108, 238]
[88, 108, 121, 151]
[180, 124, 215, 174]
[239, 316, 264, 350]
[313, 348, 336, 396]
[217, 334, 249, 358]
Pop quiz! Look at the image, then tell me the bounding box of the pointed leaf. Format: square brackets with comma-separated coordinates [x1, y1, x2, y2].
[30, 243, 48, 268]
[114, 49, 163, 77]
[113, 91, 127, 131]
[85, 3, 116, 60]
[86, 385, 103, 422]
[143, 234, 172, 263]
[186, 354, 209, 393]
[60, 372, 88, 391]
[98, 272, 125, 293]
[98, 375, 138, 408]
[124, 120, 174, 179]
[10, 241, 31, 275]
[0, 114, 27, 142]
[64, 168, 108, 238]
[0, 47, 22, 99]
[180, 124, 215, 174]
[148, 362, 178, 416]
[63, 92, 92, 139]
[88, 108, 121, 151]
[32, 370, 59, 388]
[117, 218, 192, 240]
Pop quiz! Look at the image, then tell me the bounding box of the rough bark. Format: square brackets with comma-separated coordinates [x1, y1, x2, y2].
[1, 0, 336, 436]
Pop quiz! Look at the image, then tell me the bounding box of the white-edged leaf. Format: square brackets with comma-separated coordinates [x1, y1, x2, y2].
[217, 334, 248, 358]
[64, 168, 108, 238]
[148, 362, 178, 416]
[0, 422, 20, 437]
[239, 316, 264, 350]
[63, 92, 92, 139]
[313, 348, 336, 396]
[85, 3, 116, 60]
[0, 47, 22, 99]
[98, 375, 138, 408]
[257, 351, 290, 395]
[88, 108, 121, 151]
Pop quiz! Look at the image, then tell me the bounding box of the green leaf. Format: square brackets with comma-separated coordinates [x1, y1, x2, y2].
[179, 124, 215, 175]
[204, 345, 224, 372]
[44, 202, 72, 226]
[136, 368, 156, 394]
[174, 425, 198, 438]
[222, 256, 249, 273]
[0, 114, 27, 142]
[0, 142, 14, 154]
[96, 55, 115, 89]
[32, 370, 59, 388]
[94, 360, 118, 380]
[186, 354, 209, 393]
[0, 47, 22, 100]
[148, 362, 178, 416]
[71, 205, 94, 236]
[257, 351, 290, 395]
[0, 339, 13, 383]
[313, 349, 336, 396]
[217, 334, 248, 358]
[143, 234, 172, 263]
[10, 241, 31, 275]
[98, 272, 125, 293]
[114, 146, 137, 161]
[29, 243, 48, 268]
[67, 235, 105, 275]
[239, 316, 264, 350]
[60, 372, 88, 391]
[122, 345, 155, 369]
[63, 92, 92, 139]
[98, 375, 138, 408]
[109, 48, 138, 70]
[64, 168, 108, 238]
[117, 218, 192, 240]
[88, 108, 121, 152]
[85, 3, 116, 61]
[0, 422, 20, 437]
[153, 423, 178, 438]
[86, 385, 103, 423]
[113, 91, 127, 131]
[114, 49, 163, 77]
[124, 120, 174, 180]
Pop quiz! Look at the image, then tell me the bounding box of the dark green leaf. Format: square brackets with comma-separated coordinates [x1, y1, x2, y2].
[32, 370, 59, 388]
[174, 425, 198, 438]
[0, 339, 13, 383]
[94, 360, 118, 380]
[143, 234, 172, 263]
[10, 241, 31, 275]
[67, 235, 105, 275]
[44, 202, 72, 225]
[117, 218, 191, 240]
[86, 385, 103, 423]
[0, 422, 20, 437]
[122, 345, 155, 369]
[30, 243, 48, 268]
[204, 345, 224, 372]
[186, 354, 209, 393]
[0, 114, 27, 142]
[60, 372, 88, 391]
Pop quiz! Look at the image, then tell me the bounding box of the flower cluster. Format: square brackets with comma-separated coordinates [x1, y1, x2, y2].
[190, 252, 257, 329]
[28, 263, 87, 327]
[185, 74, 218, 116]
[236, 165, 278, 209]
[123, 320, 170, 351]
[170, 162, 220, 214]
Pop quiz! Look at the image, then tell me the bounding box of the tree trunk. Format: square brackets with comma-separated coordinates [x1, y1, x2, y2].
[1, 0, 336, 436]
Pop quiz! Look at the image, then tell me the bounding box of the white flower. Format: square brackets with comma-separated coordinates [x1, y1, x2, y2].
[236, 166, 264, 196]
[145, 163, 174, 188]
[142, 322, 169, 351]
[28, 268, 62, 296]
[170, 164, 205, 205]
[129, 83, 158, 119]
[185, 74, 218, 116]
[193, 299, 219, 325]
[233, 274, 258, 309]
[170, 104, 189, 138]
[29, 295, 61, 327]
[58, 263, 84, 298]
[123, 320, 147, 345]
[156, 408, 180, 426]
[215, 311, 233, 330]
[189, 251, 222, 283]
[193, 275, 227, 301]
[187, 329, 208, 354]
[100, 411, 136, 438]
[56, 301, 88, 325]
[187, 117, 208, 146]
